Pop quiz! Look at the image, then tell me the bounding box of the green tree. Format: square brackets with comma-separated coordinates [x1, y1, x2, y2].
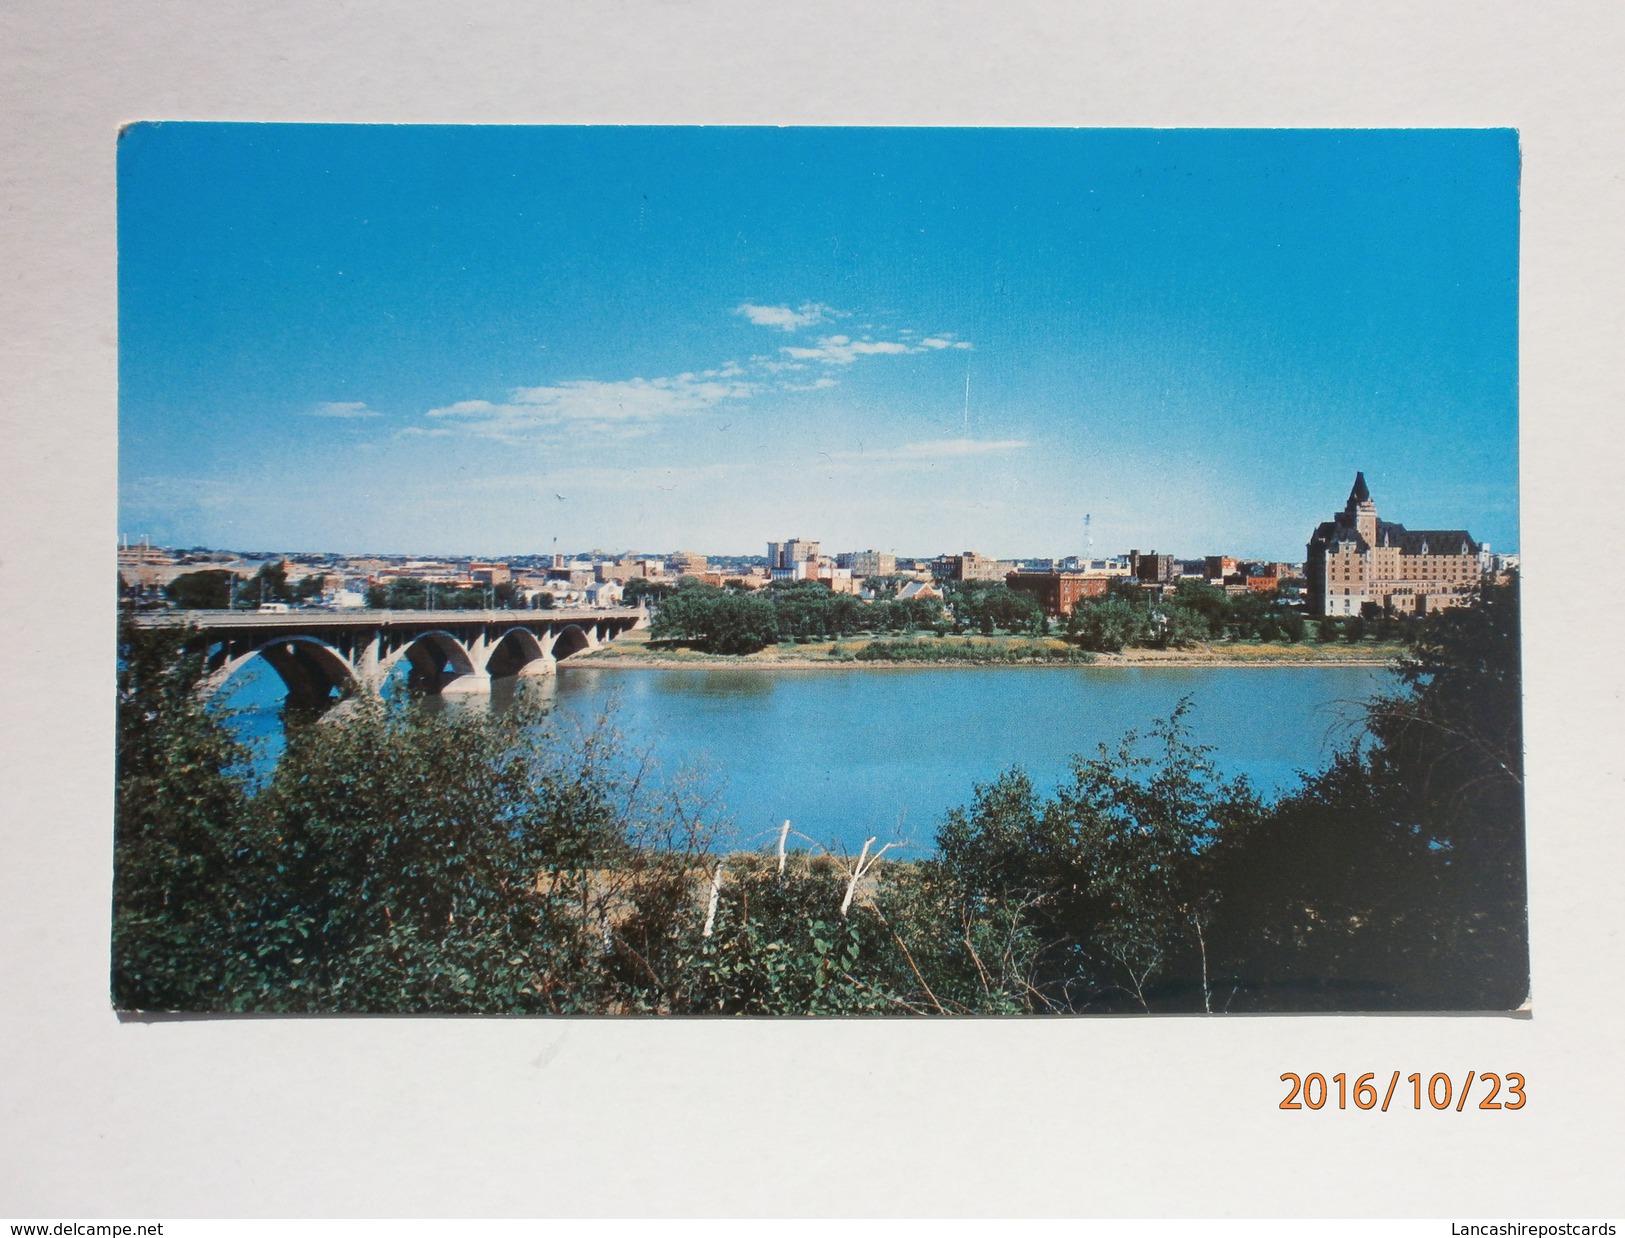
[622, 577, 673, 607]
[1207, 576, 1526, 1011]
[1065, 595, 1146, 653]
[1172, 580, 1228, 638]
[113, 618, 255, 1010]
[164, 569, 236, 609]
[114, 626, 720, 1013]
[231, 694, 660, 1012]
[234, 560, 293, 607]
[650, 583, 780, 654]
[936, 702, 1262, 1012]
[1146, 601, 1209, 649]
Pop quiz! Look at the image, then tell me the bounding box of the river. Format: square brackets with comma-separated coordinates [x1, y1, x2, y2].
[218, 660, 1394, 857]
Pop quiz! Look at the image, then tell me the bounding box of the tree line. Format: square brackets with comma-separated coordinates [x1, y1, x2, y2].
[160, 561, 549, 611]
[113, 577, 1526, 1013]
[162, 561, 328, 610]
[643, 573, 1413, 657]
[649, 579, 951, 654]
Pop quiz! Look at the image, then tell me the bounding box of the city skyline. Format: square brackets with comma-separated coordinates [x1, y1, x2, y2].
[119, 126, 1520, 560]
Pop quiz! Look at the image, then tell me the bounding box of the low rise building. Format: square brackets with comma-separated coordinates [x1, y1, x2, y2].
[933, 551, 1014, 583]
[896, 580, 943, 603]
[585, 580, 624, 607]
[836, 549, 897, 578]
[669, 550, 708, 575]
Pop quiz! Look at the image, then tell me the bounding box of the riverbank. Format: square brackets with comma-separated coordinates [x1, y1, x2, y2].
[572, 628, 1403, 669]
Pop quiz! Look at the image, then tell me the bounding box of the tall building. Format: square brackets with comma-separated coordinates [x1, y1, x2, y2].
[1306, 472, 1483, 617]
[767, 539, 820, 571]
[1128, 550, 1176, 583]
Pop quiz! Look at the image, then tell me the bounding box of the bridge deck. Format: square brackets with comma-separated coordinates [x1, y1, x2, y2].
[131, 607, 639, 631]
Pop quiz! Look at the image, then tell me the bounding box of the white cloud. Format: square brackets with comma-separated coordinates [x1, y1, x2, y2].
[780, 333, 971, 365]
[409, 308, 974, 443]
[735, 301, 835, 332]
[309, 400, 382, 419]
[424, 369, 755, 442]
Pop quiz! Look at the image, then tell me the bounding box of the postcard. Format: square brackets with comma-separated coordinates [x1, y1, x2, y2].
[114, 125, 1524, 1016]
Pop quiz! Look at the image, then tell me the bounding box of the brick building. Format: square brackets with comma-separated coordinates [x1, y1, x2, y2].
[933, 551, 1014, 583]
[1005, 570, 1112, 617]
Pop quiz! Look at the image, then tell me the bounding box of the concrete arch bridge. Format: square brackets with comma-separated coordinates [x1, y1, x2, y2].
[132, 608, 646, 712]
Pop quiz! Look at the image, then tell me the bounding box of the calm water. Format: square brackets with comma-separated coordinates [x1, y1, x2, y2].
[217, 662, 1392, 857]
[551, 665, 1390, 855]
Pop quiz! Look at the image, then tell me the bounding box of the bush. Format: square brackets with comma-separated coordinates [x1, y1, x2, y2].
[936, 701, 1263, 1012]
[113, 621, 717, 1012]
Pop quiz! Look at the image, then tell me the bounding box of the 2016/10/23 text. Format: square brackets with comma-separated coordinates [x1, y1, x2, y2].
[1279, 1071, 1527, 1111]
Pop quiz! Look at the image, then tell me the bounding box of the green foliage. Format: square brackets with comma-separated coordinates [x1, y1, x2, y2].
[1207, 576, 1526, 1011]
[113, 617, 255, 1010]
[936, 702, 1263, 1011]
[164, 569, 237, 609]
[231, 560, 324, 607]
[1064, 582, 1312, 650]
[651, 583, 781, 654]
[1171, 580, 1231, 636]
[852, 637, 1092, 664]
[623, 577, 674, 607]
[650, 579, 946, 655]
[113, 622, 716, 1012]
[619, 852, 1039, 1015]
[1064, 596, 1146, 652]
[363, 577, 526, 610]
[115, 579, 1525, 1015]
[947, 584, 1043, 636]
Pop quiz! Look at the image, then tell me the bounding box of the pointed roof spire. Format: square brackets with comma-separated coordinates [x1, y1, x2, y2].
[1348, 471, 1371, 506]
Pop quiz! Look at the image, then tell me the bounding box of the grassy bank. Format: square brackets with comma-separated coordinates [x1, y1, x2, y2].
[573, 627, 1404, 668]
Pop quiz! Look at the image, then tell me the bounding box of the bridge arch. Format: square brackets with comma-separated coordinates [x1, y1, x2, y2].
[205, 635, 361, 713]
[550, 623, 595, 661]
[484, 626, 551, 678]
[380, 630, 479, 695]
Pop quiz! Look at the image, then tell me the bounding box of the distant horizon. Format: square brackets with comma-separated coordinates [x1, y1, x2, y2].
[119, 126, 1519, 561]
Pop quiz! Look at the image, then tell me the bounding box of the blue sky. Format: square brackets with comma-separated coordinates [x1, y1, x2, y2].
[118, 126, 1519, 560]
